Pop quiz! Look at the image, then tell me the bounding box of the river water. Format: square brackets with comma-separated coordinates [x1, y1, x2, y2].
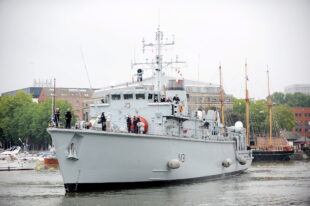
[0, 161, 309, 206]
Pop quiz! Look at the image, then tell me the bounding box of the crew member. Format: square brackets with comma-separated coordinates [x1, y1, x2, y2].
[173, 94, 180, 104]
[133, 116, 139, 134]
[137, 120, 145, 134]
[127, 116, 132, 133]
[55, 108, 60, 127]
[100, 112, 107, 131]
[65, 108, 72, 129]
[160, 96, 166, 102]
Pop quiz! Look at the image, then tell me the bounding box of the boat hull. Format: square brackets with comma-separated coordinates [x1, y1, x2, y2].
[44, 158, 59, 169]
[64, 169, 246, 192]
[0, 159, 37, 171]
[252, 150, 294, 162]
[48, 128, 252, 192]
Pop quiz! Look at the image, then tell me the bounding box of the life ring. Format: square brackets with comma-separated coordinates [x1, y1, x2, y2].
[130, 116, 148, 133]
[179, 105, 184, 112]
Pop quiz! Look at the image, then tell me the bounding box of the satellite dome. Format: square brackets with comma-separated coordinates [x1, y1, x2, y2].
[235, 121, 243, 128]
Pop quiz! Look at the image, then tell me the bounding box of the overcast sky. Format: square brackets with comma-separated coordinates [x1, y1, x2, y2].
[0, 0, 309, 99]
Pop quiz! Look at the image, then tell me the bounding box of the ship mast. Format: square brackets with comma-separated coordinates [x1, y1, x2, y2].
[132, 26, 185, 93]
[245, 61, 250, 146]
[219, 64, 225, 127]
[267, 68, 273, 148]
[142, 27, 173, 93]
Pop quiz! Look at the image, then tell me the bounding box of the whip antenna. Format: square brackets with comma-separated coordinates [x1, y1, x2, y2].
[80, 48, 93, 89]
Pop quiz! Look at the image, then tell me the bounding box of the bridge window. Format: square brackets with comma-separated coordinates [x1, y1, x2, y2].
[136, 93, 145, 100]
[154, 94, 158, 102]
[148, 94, 153, 100]
[112, 94, 121, 100]
[124, 94, 133, 99]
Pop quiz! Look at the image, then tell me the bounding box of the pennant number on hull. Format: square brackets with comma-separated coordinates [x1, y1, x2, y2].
[178, 153, 186, 162]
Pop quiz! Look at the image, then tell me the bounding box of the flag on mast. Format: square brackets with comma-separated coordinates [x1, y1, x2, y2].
[176, 69, 183, 84]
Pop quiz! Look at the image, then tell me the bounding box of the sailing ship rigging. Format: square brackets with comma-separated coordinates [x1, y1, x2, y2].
[249, 68, 294, 161]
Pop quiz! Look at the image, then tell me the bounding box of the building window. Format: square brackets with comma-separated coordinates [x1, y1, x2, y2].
[211, 98, 217, 102]
[199, 97, 203, 103]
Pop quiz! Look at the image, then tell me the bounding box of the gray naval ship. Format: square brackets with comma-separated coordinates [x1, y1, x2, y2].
[48, 27, 253, 192]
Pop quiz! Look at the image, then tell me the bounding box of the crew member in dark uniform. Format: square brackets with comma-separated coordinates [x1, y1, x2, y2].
[160, 96, 166, 102]
[65, 108, 72, 129]
[127, 116, 132, 133]
[133, 116, 138, 134]
[100, 112, 107, 131]
[173, 94, 180, 104]
[55, 108, 60, 127]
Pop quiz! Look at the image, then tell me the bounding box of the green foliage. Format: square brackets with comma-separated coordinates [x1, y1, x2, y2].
[232, 98, 246, 122]
[224, 109, 243, 126]
[0, 93, 76, 149]
[271, 92, 286, 105]
[272, 92, 310, 107]
[229, 98, 295, 136]
[249, 100, 268, 135]
[272, 105, 295, 131]
[0, 91, 33, 146]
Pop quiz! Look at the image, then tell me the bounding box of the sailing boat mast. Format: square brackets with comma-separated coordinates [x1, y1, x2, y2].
[219, 64, 225, 126]
[245, 61, 250, 146]
[267, 69, 273, 148]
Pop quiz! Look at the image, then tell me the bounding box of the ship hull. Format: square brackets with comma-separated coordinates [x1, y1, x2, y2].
[252, 150, 294, 162]
[48, 128, 252, 192]
[64, 169, 246, 192]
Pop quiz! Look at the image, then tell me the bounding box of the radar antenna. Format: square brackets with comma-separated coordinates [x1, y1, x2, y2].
[131, 27, 185, 93]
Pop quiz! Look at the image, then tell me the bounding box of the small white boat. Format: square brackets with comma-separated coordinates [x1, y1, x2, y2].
[0, 146, 38, 171]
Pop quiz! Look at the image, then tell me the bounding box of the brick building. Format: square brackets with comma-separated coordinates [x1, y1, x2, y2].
[292, 107, 310, 138]
[38, 88, 95, 120]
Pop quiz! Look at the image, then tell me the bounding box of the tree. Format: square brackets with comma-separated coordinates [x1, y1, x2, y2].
[0, 91, 33, 147]
[0, 92, 76, 150]
[272, 105, 295, 133]
[249, 100, 268, 136]
[225, 109, 243, 126]
[271, 92, 286, 105]
[230, 98, 295, 137]
[272, 92, 310, 107]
